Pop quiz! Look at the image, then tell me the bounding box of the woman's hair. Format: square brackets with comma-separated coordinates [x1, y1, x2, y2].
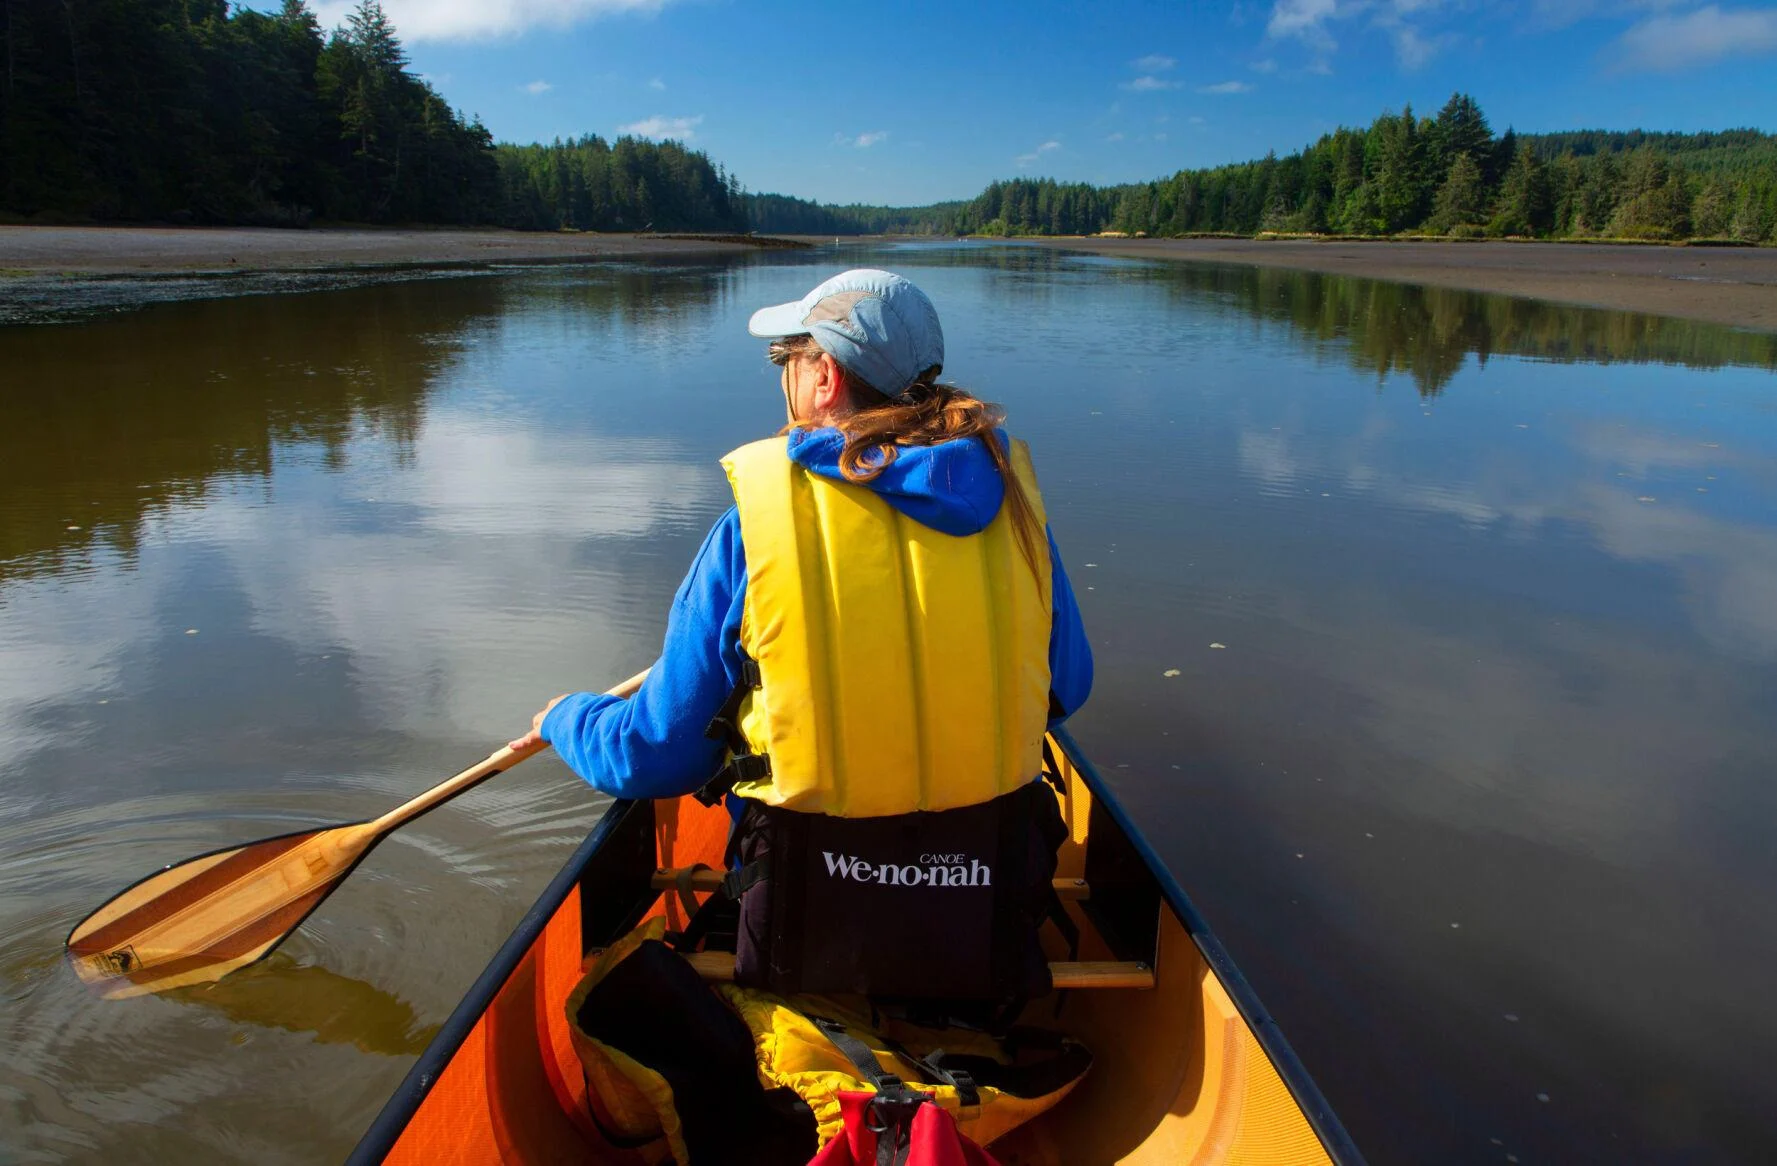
[770, 335, 1044, 576]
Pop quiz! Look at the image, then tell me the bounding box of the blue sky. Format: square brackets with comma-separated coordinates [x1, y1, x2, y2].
[318, 0, 1777, 206]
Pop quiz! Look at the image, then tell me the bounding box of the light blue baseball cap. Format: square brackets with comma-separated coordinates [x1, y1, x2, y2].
[747, 269, 945, 396]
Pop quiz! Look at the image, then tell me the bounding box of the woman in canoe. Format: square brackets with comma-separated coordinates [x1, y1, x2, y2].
[511, 269, 1093, 1157]
[512, 265, 1089, 847]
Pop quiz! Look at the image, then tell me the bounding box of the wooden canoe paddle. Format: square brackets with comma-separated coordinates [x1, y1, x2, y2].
[65, 668, 650, 1001]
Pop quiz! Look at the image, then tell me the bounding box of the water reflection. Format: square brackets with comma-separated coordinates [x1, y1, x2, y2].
[0, 264, 754, 586]
[1122, 259, 1777, 395]
[0, 281, 483, 585]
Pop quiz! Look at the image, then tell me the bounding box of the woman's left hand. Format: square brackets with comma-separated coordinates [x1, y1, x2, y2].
[508, 694, 569, 752]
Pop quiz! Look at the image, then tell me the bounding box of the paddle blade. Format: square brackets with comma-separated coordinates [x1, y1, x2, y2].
[66, 822, 382, 1000]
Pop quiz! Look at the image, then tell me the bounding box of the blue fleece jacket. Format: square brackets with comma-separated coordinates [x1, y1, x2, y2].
[541, 429, 1093, 801]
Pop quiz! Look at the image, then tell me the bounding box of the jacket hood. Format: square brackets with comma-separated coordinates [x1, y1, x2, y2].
[786, 428, 1006, 536]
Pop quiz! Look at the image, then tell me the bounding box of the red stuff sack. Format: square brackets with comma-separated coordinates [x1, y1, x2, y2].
[808, 1090, 1001, 1166]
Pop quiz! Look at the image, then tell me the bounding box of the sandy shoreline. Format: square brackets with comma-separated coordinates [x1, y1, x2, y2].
[3, 226, 1775, 332]
[1014, 236, 1777, 333]
[0, 225, 783, 275]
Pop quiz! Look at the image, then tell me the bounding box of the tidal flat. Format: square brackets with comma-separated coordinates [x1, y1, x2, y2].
[1017, 234, 1777, 333]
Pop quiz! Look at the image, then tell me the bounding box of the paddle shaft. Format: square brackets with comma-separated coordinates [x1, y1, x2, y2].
[367, 668, 651, 835]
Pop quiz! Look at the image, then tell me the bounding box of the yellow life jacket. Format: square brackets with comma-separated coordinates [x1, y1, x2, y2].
[714, 984, 1088, 1150]
[719, 434, 1053, 818]
[566, 920, 1091, 1160]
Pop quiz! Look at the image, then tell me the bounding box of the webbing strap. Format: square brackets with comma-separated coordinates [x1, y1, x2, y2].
[806, 1016, 983, 1110]
[667, 858, 770, 953]
[808, 1015, 901, 1092]
[694, 752, 772, 807]
[703, 655, 762, 753]
[880, 1040, 980, 1109]
[698, 653, 771, 806]
[1040, 735, 1066, 795]
[807, 1016, 930, 1166]
[673, 863, 713, 921]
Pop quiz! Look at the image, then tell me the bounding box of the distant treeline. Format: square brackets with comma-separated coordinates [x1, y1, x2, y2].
[496, 137, 744, 232]
[4, 5, 1772, 249]
[744, 96, 1777, 244]
[0, 0, 745, 230]
[740, 193, 962, 236]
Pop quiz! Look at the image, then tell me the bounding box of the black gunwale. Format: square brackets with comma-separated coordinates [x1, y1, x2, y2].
[345, 797, 644, 1166]
[350, 733, 1365, 1165]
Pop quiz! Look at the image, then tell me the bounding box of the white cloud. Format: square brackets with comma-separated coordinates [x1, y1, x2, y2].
[1266, 0, 1462, 68]
[1106, 131, 1126, 142]
[523, 79, 552, 95]
[1189, 115, 1207, 124]
[1014, 140, 1062, 167]
[1267, 0, 1340, 49]
[648, 77, 666, 90]
[1198, 79, 1254, 93]
[1388, 23, 1455, 68]
[1250, 57, 1279, 72]
[855, 130, 889, 148]
[315, 0, 668, 42]
[1613, 5, 1777, 70]
[1531, 0, 1686, 30]
[618, 114, 703, 141]
[1122, 75, 1183, 91]
[1132, 53, 1178, 70]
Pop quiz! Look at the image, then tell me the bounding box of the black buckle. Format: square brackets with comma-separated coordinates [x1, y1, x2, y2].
[694, 753, 772, 806]
[704, 655, 764, 749]
[720, 858, 769, 899]
[863, 1080, 925, 1134]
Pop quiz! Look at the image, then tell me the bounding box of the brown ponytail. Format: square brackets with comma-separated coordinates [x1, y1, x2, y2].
[772, 336, 1045, 577]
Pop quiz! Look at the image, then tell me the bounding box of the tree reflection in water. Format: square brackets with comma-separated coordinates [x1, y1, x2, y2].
[1137, 261, 1777, 395]
[0, 262, 734, 587]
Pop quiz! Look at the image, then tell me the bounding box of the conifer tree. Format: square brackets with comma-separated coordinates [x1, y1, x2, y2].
[1607, 146, 1690, 238]
[1431, 93, 1493, 180]
[1490, 144, 1554, 236]
[1429, 152, 1487, 234]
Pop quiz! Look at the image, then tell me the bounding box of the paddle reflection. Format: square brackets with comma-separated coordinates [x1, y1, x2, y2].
[169, 953, 440, 1057]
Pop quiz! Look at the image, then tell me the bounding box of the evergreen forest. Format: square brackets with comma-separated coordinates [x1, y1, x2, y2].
[0, 0, 745, 230]
[0, 1, 1770, 246]
[747, 96, 1777, 245]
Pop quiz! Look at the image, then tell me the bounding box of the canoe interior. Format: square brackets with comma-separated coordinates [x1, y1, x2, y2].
[350, 729, 1361, 1166]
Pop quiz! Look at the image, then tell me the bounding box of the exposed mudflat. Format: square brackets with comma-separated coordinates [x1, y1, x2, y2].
[0, 226, 793, 324]
[0, 225, 779, 274]
[1014, 236, 1777, 333]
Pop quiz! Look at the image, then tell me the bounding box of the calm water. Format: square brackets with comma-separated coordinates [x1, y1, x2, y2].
[3, 245, 1775, 1164]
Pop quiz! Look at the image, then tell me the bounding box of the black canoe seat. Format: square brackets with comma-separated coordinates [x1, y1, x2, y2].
[676, 950, 1154, 989]
[651, 867, 1092, 901]
[644, 868, 1150, 989]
